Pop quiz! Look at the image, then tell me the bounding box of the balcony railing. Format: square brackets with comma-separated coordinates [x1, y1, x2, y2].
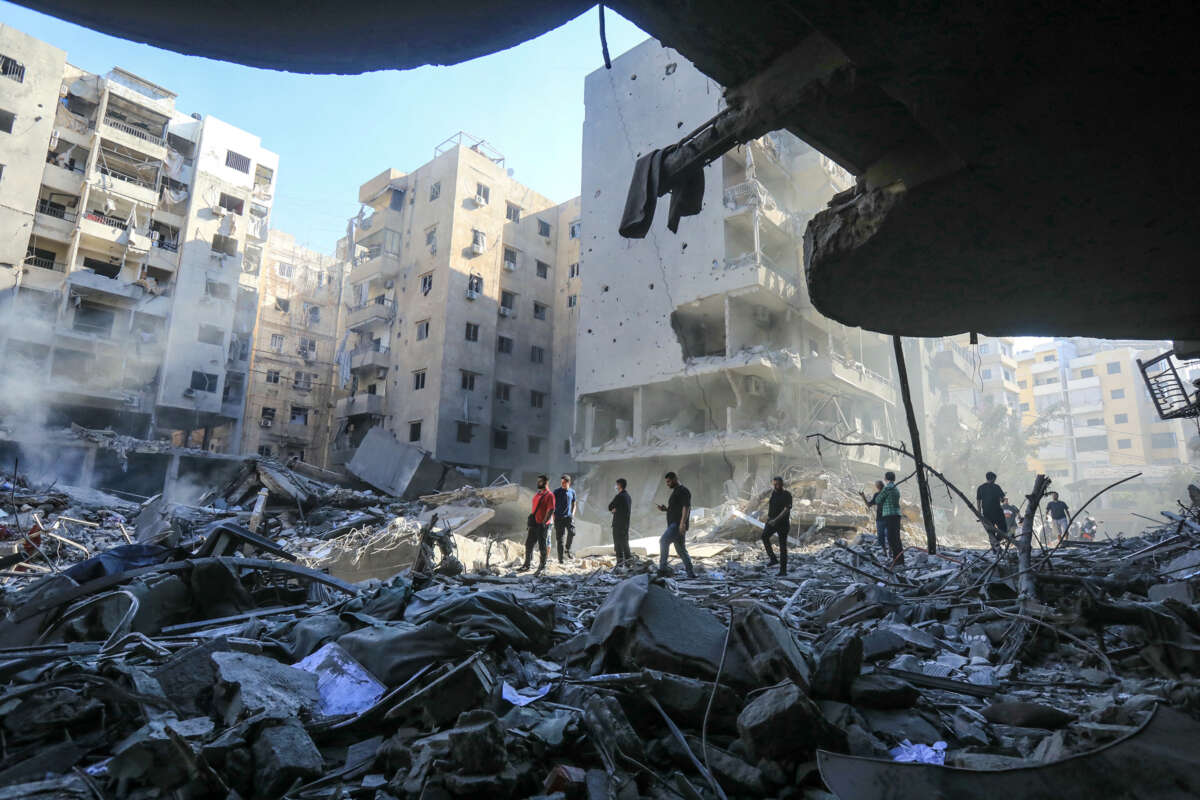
[36, 200, 78, 223]
[154, 238, 179, 252]
[98, 164, 156, 190]
[1, 57, 25, 83]
[72, 321, 114, 338]
[45, 154, 86, 174]
[83, 211, 128, 230]
[24, 255, 66, 272]
[103, 115, 165, 146]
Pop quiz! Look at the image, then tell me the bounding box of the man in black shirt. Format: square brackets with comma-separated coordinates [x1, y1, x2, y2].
[976, 471, 1007, 551]
[608, 478, 633, 564]
[655, 471, 695, 579]
[761, 476, 792, 576]
[1046, 492, 1071, 542]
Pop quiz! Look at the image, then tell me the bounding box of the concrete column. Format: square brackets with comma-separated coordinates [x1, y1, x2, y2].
[632, 388, 645, 446]
[583, 401, 596, 450]
[78, 446, 97, 489]
[162, 453, 181, 502]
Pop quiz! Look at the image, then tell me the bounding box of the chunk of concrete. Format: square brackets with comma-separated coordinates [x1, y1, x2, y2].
[1148, 582, 1194, 604]
[737, 683, 846, 761]
[211, 651, 321, 725]
[448, 710, 507, 773]
[811, 630, 862, 701]
[849, 674, 919, 709]
[151, 637, 233, 716]
[732, 601, 814, 690]
[252, 721, 323, 797]
[982, 702, 1075, 729]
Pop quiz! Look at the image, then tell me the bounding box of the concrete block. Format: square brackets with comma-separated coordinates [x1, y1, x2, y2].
[252, 721, 323, 797]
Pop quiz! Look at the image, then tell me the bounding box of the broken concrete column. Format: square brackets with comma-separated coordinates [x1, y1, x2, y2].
[582, 400, 596, 450]
[632, 387, 645, 445]
[252, 720, 323, 797]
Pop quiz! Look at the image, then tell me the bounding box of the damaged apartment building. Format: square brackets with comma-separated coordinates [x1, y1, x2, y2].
[242, 230, 345, 466]
[0, 24, 276, 452]
[575, 41, 916, 505]
[331, 134, 580, 484]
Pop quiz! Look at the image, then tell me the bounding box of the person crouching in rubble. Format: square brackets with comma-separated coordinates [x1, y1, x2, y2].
[520, 474, 556, 573]
[655, 471, 696, 579]
[859, 480, 886, 551]
[761, 476, 792, 576]
[878, 471, 904, 567]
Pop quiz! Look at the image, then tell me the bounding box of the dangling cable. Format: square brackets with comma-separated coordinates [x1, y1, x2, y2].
[599, 4, 612, 69]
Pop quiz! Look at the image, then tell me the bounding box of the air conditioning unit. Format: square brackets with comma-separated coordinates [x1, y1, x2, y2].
[213, 205, 227, 217]
[474, 193, 488, 206]
[465, 289, 479, 300]
[471, 241, 485, 255]
[746, 376, 766, 396]
[182, 387, 196, 398]
[503, 262, 516, 272]
[752, 306, 772, 328]
[498, 307, 513, 318]
[259, 418, 273, 428]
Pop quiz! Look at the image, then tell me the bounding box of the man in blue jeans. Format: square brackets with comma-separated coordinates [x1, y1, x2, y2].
[552, 474, 577, 563]
[860, 480, 886, 551]
[655, 471, 695, 579]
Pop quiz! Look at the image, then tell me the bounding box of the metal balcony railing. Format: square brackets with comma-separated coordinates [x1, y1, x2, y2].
[36, 200, 78, 223]
[98, 165, 156, 190]
[45, 154, 86, 174]
[1138, 351, 1200, 420]
[83, 210, 128, 230]
[24, 255, 65, 272]
[103, 115, 166, 147]
[72, 320, 113, 338]
[154, 238, 179, 252]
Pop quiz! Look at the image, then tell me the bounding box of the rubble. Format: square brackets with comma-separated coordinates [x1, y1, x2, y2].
[0, 463, 1197, 798]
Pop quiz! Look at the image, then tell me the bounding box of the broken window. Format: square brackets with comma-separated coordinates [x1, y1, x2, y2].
[475, 183, 490, 205]
[82, 257, 121, 279]
[500, 291, 515, 309]
[536, 260, 549, 279]
[530, 390, 545, 408]
[225, 150, 251, 173]
[505, 202, 520, 222]
[294, 371, 314, 390]
[261, 407, 276, 421]
[504, 247, 518, 270]
[569, 220, 581, 239]
[290, 406, 309, 425]
[223, 371, 245, 402]
[537, 219, 551, 237]
[266, 370, 280, 384]
[528, 435, 542, 454]
[219, 193, 244, 215]
[416, 320, 430, 340]
[465, 322, 479, 342]
[493, 429, 508, 449]
[530, 345, 545, 364]
[426, 226, 437, 250]
[0, 109, 15, 134]
[191, 371, 218, 392]
[298, 337, 316, 359]
[205, 280, 231, 300]
[1, 55, 26, 83]
[73, 302, 115, 337]
[496, 382, 511, 402]
[257, 445, 272, 457]
[497, 336, 513, 354]
[471, 229, 486, 254]
[568, 294, 577, 308]
[420, 272, 433, 295]
[461, 371, 477, 391]
[212, 234, 238, 256]
[305, 303, 321, 324]
[457, 422, 474, 443]
[429, 182, 441, 201]
[409, 420, 422, 442]
[270, 333, 285, 351]
[413, 370, 426, 390]
[198, 324, 224, 346]
[533, 302, 548, 321]
[389, 188, 406, 210]
[467, 274, 484, 293]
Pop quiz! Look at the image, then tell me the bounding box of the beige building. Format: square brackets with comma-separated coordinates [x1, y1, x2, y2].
[241, 230, 344, 465]
[928, 335, 1020, 451]
[576, 40, 910, 507]
[0, 24, 277, 451]
[331, 134, 579, 484]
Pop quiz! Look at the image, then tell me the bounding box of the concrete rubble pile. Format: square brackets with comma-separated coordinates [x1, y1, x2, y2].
[0, 474, 1198, 799]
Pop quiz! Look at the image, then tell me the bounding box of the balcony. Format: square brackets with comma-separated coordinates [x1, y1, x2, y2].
[336, 394, 386, 417]
[23, 254, 67, 273]
[1067, 375, 1100, 392]
[278, 422, 312, 442]
[349, 251, 400, 284]
[718, 253, 799, 304]
[42, 161, 85, 195]
[932, 346, 974, 387]
[101, 114, 167, 156]
[802, 353, 898, 405]
[95, 165, 160, 206]
[723, 179, 791, 231]
[78, 212, 150, 251]
[68, 269, 144, 302]
[346, 298, 395, 331]
[350, 348, 391, 371]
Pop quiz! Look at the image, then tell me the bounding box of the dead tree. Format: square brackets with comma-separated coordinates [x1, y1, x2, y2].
[891, 336, 937, 553]
[1018, 474, 1051, 601]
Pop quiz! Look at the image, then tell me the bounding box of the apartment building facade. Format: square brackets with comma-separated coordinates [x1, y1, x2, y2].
[330, 135, 579, 484]
[928, 335, 1020, 451]
[576, 40, 908, 506]
[0, 25, 277, 450]
[241, 230, 344, 466]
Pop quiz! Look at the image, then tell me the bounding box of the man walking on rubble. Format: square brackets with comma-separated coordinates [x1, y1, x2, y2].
[877, 471, 904, 567]
[655, 471, 696, 579]
[859, 480, 886, 551]
[1046, 491, 1071, 542]
[761, 476, 793, 576]
[520, 474, 556, 573]
[608, 478, 633, 564]
[976, 471, 1008, 551]
[1002, 496, 1021, 538]
[552, 474, 577, 563]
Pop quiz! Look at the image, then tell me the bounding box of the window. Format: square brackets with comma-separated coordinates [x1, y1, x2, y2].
[225, 150, 251, 172]
[298, 337, 316, 358]
[1114, 413, 1129, 424]
[981, 368, 992, 379]
[537, 219, 551, 237]
[205, 280, 231, 299]
[1111, 388, 1126, 399]
[409, 420, 422, 442]
[461, 371, 477, 391]
[1076, 436, 1108, 452]
[528, 435, 543, 454]
[0, 109, 15, 134]
[457, 422, 474, 443]
[265, 370, 280, 384]
[467, 274, 483, 293]
[569, 220, 581, 239]
[1043, 354, 1057, 362]
[389, 188, 406, 210]
[290, 406, 309, 425]
[471, 229, 486, 252]
[1080, 367, 1095, 378]
[497, 336, 513, 354]
[1003, 368, 1015, 381]
[274, 296, 291, 313]
[212, 234, 238, 256]
[531, 345, 545, 364]
[536, 260, 549, 279]
[420, 273, 433, 295]
[1151, 432, 1177, 448]
[496, 382, 511, 402]
[260, 407, 276, 422]
[257, 445, 272, 457]
[504, 247, 518, 270]
[500, 291, 515, 310]
[429, 182, 441, 201]
[465, 322, 479, 342]
[306, 304, 321, 324]
[1117, 439, 1132, 449]
[475, 183, 490, 204]
[384, 230, 401, 254]
[1018, 380, 1027, 389]
[198, 324, 224, 346]
[533, 302, 548, 321]
[1, 55, 26, 83]
[1086, 417, 1103, 427]
[979, 343, 990, 354]
[506, 203, 521, 222]
[494, 429, 508, 449]
[425, 226, 437, 249]
[219, 193, 244, 215]
[294, 371, 314, 391]
[564, 438, 571, 455]
[270, 333, 285, 351]
[413, 370, 426, 390]
[416, 320, 430, 340]
[1019, 402, 1030, 412]
[531, 390, 545, 408]
[568, 294, 578, 308]
[190, 371, 218, 392]
[569, 262, 580, 278]
[1106, 361, 1122, 374]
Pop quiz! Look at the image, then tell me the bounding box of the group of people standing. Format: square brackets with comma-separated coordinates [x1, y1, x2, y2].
[859, 472, 906, 566]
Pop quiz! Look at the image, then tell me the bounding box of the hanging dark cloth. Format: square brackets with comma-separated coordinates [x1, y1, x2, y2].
[619, 145, 705, 238]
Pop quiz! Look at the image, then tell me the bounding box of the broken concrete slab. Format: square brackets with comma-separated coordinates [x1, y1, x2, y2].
[811, 629, 863, 701]
[347, 428, 472, 500]
[849, 674, 919, 709]
[211, 651, 321, 725]
[253, 720, 323, 797]
[737, 683, 846, 761]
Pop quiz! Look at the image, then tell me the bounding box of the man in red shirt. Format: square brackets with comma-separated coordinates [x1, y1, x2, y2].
[520, 474, 556, 573]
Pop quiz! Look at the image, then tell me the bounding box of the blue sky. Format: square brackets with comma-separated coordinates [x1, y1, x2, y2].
[2, 2, 649, 254]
